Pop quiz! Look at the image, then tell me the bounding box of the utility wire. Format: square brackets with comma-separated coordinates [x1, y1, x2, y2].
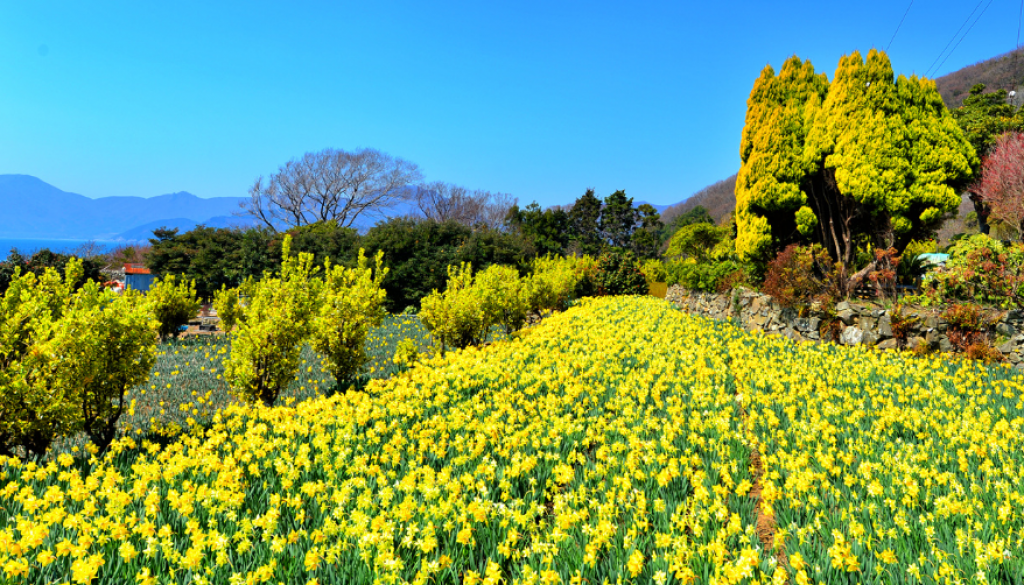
[886, 0, 915, 52]
[925, 0, 985, 78]
[932, 0, 995, 77]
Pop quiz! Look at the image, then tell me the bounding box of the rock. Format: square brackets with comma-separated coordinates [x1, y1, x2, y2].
[999, 340, 1017, 354]
[793, 317, 821, 332]
[1009, 353, 1021, 364]
[923, 315, 939, 329]
[841, 326, 864, 345]
[997, 322, 1016, 337]
[877, 339, 898, 350]
[938, 337, 953, 353]
[877, 315, 893, 338]
[908, 336, 927, 350]
[836, 301, 852, 313]
[860, 316, 878, 332]
[861, 331, 879, 346]
[925, 329, 940, 344]
[837, 309, 857, 325]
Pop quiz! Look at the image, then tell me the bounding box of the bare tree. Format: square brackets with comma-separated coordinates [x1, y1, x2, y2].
[413, 182, 516, 230]
[242, 148, 423, 230]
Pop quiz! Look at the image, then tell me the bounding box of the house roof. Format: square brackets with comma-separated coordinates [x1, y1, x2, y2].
[124, 263, 152, 275]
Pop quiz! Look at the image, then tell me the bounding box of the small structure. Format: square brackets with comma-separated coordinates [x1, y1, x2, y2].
[124, 264, 155, 292]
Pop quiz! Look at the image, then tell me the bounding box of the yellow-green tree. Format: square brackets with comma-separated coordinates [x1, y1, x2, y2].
[736, 50, 976, 270]
[310, 250, 388, 387]
[1, 259, 157, 458]
[146, 274, 201, 341]
[223, 236, 321, 406]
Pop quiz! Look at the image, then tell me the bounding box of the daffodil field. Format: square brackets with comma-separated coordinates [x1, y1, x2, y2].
[2, 296, 1024, 584]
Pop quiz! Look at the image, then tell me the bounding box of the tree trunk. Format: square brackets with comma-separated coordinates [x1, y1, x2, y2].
[969, 191, 991, 235]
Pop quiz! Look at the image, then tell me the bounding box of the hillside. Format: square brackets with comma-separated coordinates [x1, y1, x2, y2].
[661, 173, 737, 226]
[935, 47, 1024, 108]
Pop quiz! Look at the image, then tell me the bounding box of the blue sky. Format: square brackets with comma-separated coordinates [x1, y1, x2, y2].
[0, 1, 1020, 207]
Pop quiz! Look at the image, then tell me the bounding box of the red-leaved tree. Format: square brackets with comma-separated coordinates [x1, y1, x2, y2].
[975, 132, 1024, 240]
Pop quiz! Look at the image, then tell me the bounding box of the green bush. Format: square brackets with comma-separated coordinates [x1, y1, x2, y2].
[594, 249, 648, 296]
[667, 259, 748, 293]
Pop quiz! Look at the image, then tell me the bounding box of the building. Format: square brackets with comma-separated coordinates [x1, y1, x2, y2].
[124, 263, 155, 292]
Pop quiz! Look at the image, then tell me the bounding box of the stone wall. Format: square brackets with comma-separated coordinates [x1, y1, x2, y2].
[665, 285, 1024, 367]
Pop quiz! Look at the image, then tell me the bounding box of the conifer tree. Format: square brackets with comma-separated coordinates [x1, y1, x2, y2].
[736, 50, 976, 271]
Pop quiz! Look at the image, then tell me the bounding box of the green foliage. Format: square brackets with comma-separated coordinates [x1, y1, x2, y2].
[952, 84, 1023, 160]
[0, 248, 103, 297]
[665, 222, 730, 263]
[147, 226, 251, 300]
[638, 258, 667, 287]
[310, 250, 388, 387]
[212, 280, 250, 332]
[737, 50, 976, 267]
[922, 234, 1024, 309]
[594, 249, 648, 296]
[0, 259, 157, 458]
[475, 264, 530, 336]
[631, 203, 664, 259]
[568, 189, 604, 255]
[223, 236, 322, 406]
[145, 274, 201, 342]
[666, 259, 748, 293]
[599, 190, 639, 249]
[419, 263, 490, 352]
[507, 202, 571, 256]
[661, 205, 715, 241]
[526, 255, 596, 313]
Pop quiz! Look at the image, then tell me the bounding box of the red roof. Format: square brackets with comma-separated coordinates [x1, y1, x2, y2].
[125, 263, 151, 275]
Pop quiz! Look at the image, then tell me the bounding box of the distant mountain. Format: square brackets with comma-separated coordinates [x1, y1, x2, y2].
[113, 215, 257, 242]
[0, 175, 251, 240]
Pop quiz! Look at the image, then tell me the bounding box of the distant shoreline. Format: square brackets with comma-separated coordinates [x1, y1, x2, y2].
[0, 238, 145, 256]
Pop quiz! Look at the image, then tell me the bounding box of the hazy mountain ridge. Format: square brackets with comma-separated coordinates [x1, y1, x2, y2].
[0, 175, 252, 240]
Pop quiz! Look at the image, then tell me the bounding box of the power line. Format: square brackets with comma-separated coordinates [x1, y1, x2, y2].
[924, 0, 985, 78]
[931, 0, 995, 77]
[886, 0, 915, 52]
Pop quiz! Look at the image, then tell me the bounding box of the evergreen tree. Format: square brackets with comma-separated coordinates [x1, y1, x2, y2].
[953, 83, 1024, 234]
[568, 189, 603, 255]
[600, 190, 638, 249]
[631, 203, 663, 259]
[736, 50, 976, 269]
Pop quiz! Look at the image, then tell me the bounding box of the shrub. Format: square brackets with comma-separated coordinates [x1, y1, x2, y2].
[146, 274, 201, 341]
[761, 244, 840, 309]
[476, 264, 530, 335]
[888, 304, 918, 349]
[923, 234, 1024, 309]
[526, 256, 592, 313]
[419, 263, 489, 352]
[223, 237, 322, 406]
[1, 259, 157, 458]
[212, 282, 244, 332]
[310, 250, 388, 387]
[594, 249, 647, 296]
[638, 258, 667, 287]
[666, 259, 748, 293]
[941, 303, 989, 353]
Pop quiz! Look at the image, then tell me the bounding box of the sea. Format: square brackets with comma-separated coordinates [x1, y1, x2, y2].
[0, 238, 146, 257]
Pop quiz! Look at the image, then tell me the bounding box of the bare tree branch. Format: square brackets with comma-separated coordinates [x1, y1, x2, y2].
[238, 148, 423, 231]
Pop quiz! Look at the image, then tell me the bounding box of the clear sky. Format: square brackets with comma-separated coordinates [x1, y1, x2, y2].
[1, 1, 1021, 207]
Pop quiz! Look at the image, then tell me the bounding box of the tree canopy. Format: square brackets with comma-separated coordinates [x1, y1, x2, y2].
[736, 50, 976, 268]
